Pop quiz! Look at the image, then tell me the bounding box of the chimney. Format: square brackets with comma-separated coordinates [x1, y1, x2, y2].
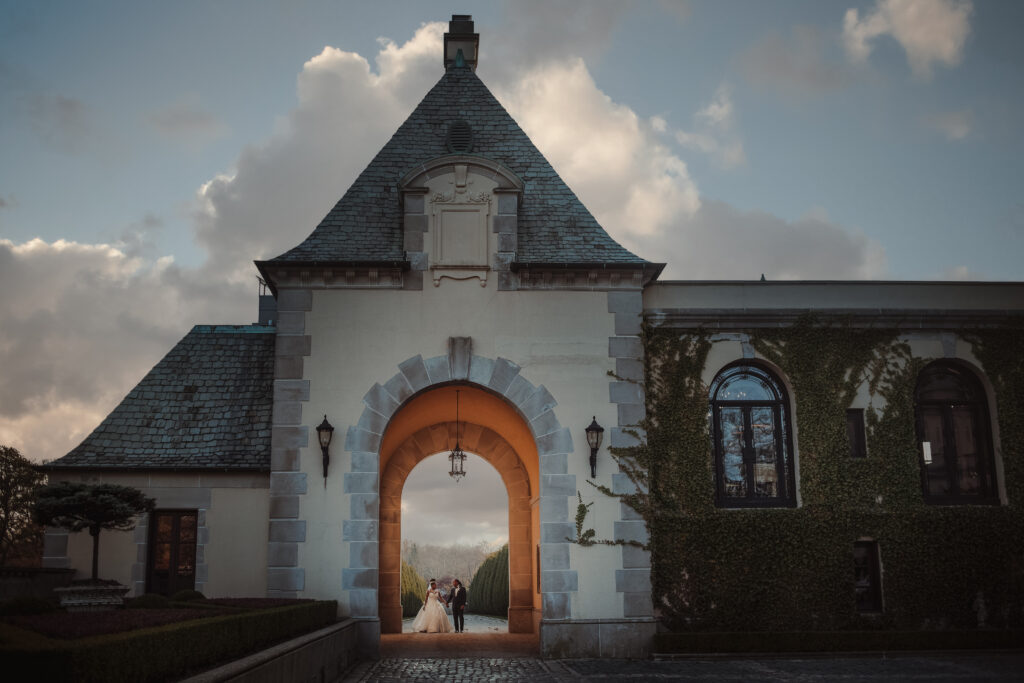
[258, 294, 276, 326]
[444, 14, 479, 71]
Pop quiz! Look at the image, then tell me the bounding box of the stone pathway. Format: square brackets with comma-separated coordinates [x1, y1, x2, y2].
[345, 652, 1024, 682]
[402, 613, 510, 634]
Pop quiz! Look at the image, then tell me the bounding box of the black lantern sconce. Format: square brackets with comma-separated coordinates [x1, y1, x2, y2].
[316, 415, 334, 487]
[585, 416, 604, 478]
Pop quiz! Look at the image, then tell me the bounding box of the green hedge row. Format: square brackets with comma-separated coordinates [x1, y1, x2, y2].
[0, 600, 337, 682]
[654, 629, 1024, 653]
[468, 544, 508, 616]
[401, 560, 427, 618]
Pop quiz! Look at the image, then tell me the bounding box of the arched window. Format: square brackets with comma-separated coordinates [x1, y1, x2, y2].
[915, 362, 997, 504]
[709, 363, 796, 507]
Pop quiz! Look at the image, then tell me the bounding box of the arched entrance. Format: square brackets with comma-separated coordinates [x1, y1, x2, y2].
[341, 348, 581, 651]
[378, 384, 538, 634]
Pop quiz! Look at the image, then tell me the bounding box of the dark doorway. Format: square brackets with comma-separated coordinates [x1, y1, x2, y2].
[146, 510, 197, 595]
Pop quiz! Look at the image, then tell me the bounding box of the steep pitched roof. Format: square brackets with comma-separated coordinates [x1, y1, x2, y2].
[47, 325, 275, 471]
[268, 64, 648, 266]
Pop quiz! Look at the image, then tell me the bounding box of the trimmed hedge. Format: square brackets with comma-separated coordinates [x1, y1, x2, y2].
[467, 544, 508, 616]
[654, 629, 1024, 654]
[0, 600, 337, 682]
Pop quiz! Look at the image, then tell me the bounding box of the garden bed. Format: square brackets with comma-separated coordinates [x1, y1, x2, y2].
[0, 599, 338, 682]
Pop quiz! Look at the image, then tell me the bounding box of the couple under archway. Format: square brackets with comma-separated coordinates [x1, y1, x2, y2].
[411, 578, 468, 633]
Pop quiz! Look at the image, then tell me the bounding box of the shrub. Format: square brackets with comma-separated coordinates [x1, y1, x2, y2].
[126, 594, 170, 609]
[0, 596, 57, 616]
[0, 600, 338, 682]
[467, 544, 508, 616]
[169, 589, 206, 602]
[400, 560, 427, 618]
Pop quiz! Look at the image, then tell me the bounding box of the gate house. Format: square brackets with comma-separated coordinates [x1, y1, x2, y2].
[43, 16, 1024, 658]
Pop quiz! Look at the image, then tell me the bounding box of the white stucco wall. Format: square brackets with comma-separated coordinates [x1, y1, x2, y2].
[50, 472, 269, 597]
[296, 276, 626, 618]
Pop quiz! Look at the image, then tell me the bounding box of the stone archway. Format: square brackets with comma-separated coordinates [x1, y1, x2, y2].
[340, 346, 580, 646]
[379, 417, 533, 633]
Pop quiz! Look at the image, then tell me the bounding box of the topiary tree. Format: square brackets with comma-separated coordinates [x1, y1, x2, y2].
[467, 544, 508, 616]
[0, 445, 45, 565]
[34, 482, 155, 581]
[400, 559, 427, 617]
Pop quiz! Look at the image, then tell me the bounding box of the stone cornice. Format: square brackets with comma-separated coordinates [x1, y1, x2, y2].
[512, 262, 665, 291]
[255, 261, 409, 292]
[645, 307, 1024, 330]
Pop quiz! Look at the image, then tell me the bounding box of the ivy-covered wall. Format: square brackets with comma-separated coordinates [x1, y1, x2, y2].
[631, 317, 1024, 632]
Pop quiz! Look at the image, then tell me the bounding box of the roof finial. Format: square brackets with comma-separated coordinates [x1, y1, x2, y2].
[444, 15, 479, 71]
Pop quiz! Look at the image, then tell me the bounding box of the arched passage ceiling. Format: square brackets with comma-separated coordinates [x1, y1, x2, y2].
[379, 384, 539, 490]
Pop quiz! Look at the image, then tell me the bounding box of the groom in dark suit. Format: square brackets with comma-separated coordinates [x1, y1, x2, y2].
[447, 579, 467, 632]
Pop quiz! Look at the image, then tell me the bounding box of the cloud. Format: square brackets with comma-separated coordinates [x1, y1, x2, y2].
[630, 201, 887, 280]
[192, 22, 447, 283]
[842, 0, 973, 79]
[926, 109, 972, 140]
[149, 96, 228, 146]
[672, 84, 747, 169]
[0, 237, 252, 461]
[939, 264, 985, 281]
[402, 453, 508, 546]
[483, 0, 627, 84]
[494, 56, 879, 278]
[741, 25, 852, 95]
[495, 58, 701, 237]
[26, 93, 95, 154]
[0, 18, 888, 469]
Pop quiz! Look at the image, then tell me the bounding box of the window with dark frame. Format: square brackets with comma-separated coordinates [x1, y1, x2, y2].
[853, 540, 882, 613]
[146, 510, 198, 596]
[914, 362, 998, 505]
[709, 363, 796, 508]
[847, 408, 867, 458]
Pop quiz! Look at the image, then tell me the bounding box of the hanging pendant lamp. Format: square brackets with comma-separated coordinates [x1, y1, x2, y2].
[448, 389, 466, 481]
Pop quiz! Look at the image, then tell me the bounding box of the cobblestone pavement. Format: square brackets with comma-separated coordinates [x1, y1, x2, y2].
[346, 652, 1024, 682]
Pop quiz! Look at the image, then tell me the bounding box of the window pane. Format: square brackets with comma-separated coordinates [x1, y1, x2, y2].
[854, 541, 882, 612]
[716, 374, 774, 402]
[750, 406, 778, 498]
[155, 515, 173, 543]
[846, 409, 866, 458]
[179, 514, 198, 543]
[951, 406, 981, 495]
[153, 543, 171, 571]
[719, 407, 746, 497]
[916, 365, 978, 402]
[919, 407, 950, 497]
[177, 545, 196, 576]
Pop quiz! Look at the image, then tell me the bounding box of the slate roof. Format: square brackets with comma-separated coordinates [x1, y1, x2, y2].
[268, 63, 649, 266]
[47, 325, 275, 471]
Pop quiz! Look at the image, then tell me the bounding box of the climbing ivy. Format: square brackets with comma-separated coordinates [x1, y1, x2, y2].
[595, 315, 1024, 632]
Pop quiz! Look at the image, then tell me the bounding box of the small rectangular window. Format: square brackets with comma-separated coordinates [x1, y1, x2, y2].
[847, 409, 867, 458]
[853, 541, 882, 613]
[536, 545, 541, 594]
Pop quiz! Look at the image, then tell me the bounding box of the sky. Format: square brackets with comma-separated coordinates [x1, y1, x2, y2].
[402, 453, 508, 547]
[2, 1, 1022, 542]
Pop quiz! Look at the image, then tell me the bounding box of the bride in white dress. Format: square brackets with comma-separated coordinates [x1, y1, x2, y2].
[411, 579, 453, 633]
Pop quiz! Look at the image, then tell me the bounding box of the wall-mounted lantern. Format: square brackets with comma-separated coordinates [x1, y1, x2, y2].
[585, 416, 604, 478]
[316, 415, 334, 487]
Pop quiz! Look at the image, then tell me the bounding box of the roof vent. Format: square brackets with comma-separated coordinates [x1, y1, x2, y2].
[446, 119, 474, 153]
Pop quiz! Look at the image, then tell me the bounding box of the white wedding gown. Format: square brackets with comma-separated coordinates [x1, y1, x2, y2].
[411, 587, 453, 633]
